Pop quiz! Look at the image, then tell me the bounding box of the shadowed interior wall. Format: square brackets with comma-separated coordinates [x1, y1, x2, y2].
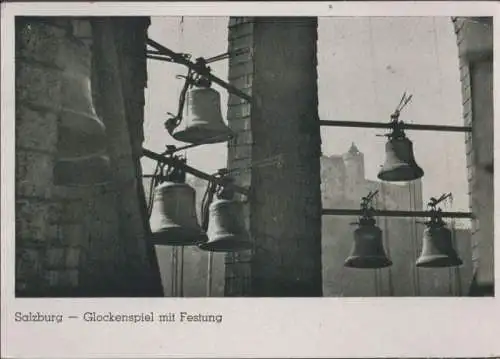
[15, 17, 162, 297]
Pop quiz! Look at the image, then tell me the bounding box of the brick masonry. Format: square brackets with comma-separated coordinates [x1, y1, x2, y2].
[452, 17, 494, 291]
[225, 17, 323, 296]
[224, 17, 255, 296]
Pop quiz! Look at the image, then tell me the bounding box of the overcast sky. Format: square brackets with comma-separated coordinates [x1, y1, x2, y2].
[142, 16, 469, 214]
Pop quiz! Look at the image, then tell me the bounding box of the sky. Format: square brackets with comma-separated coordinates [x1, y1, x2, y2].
[142, 16, 469, 214]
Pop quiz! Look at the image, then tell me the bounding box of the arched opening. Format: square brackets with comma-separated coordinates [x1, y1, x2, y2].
[318, 17, 474, 296]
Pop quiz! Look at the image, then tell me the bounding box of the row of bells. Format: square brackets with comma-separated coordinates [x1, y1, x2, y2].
[54, 71, 231, 186]
[345, 217, 462, 269]
[57, 66, 423, 187]
[175, 87, 425, 186]
[149, 180, 463, 267]
[149, 181, 253, 252]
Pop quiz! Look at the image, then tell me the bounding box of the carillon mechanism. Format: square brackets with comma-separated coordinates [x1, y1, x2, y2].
[344, 191, 392, 269]
[416, 193, 463, 268]
[199, 169, 253, 252]
[149, 152, 207, 246]
[54, 40, 110, 186]
[165, 58, 233, 145]
[377, 92, 424, 182]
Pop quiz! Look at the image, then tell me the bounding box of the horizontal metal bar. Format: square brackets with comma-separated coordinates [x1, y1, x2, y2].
[146, 54, 175, 62]
[319, 120, 472, 133]
[146, 38, 253, 103]
[142, 148, 250, 197]
[321, 208, 474, 219]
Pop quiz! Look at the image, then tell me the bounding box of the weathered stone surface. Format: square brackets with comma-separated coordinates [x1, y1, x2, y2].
[16, 200, 51, 242]
[16, 20, 67, 66]
[16, 105, 58, 153]
[16, 150, 54, 199]
[16, 62, 62, 110]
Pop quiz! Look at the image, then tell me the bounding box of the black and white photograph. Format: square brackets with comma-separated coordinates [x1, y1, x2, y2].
[1, 2, 499, 358]
[12, 14, 493, 298]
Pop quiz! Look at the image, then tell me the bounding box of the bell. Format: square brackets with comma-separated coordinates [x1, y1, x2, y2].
[172, 87, 233, 145]
[57, 53, 107, 161]
[416, 222, 462, 268]
[345, 218, 392, 269]
[149, 181, 207, 246]
[378, 137, 424, 182]
[53, 154, 111, 186]
[199, 198, 253, 252]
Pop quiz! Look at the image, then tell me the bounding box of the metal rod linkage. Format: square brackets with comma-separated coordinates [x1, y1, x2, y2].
[322, 208, 473, 219]
[142, 148, 250, 196]
[319, 120, 472, 133]
[147, 38, 252, 103]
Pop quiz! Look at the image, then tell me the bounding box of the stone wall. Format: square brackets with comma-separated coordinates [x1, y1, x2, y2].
[15, 17, 162, 297]
[225, 17, 323, 296]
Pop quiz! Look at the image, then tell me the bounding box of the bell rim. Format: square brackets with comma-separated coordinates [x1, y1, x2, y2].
[416, 255, 463, 268]
[59, 108, 106, 129]
[377, 165, 424, 182]
[153, 181, 195, 191]
[199, 238, 253, 252]
[150, 232, 208, 247]
[344, 255, 393, 269]
[172, 129, 233, 145]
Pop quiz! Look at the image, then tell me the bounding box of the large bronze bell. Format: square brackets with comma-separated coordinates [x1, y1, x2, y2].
[172, 87, 233, 145]
[345, 217, 392, 269]
[199, 198, 253, 252]
[149, 181, 207, 246]
[53, 154, 111, 186]
[416, 221, 462, 268]
[57, 50, 107, 161]
[378, 136, 424, 182]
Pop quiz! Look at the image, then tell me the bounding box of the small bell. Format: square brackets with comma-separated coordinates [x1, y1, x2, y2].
[171, 87, 233, 145]
[345, 217, 392, 269]
[149, 181, 207, 246]
[416, 219, 462, 268]
[53, 154, 111, 186]
[378, 136, 424, 182]
[199, 198, 253, 252]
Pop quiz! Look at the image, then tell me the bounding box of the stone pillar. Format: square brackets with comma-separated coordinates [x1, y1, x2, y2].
[453, 17, 493, 295]
[226, 17, 323, 297]
[15, 17, 162, 297]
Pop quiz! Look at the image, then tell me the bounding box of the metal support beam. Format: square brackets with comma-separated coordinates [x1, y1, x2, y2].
[321, 208, 474, 219]
[319, 120, 472, 133]
[146, 38, 253, 103]
[142, 148, 250, 197]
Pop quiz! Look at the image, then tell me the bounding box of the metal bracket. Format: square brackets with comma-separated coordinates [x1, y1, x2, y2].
[147, 38, 252, 103]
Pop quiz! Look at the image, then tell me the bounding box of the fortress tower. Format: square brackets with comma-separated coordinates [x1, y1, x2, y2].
[342, 143, 365, 184]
